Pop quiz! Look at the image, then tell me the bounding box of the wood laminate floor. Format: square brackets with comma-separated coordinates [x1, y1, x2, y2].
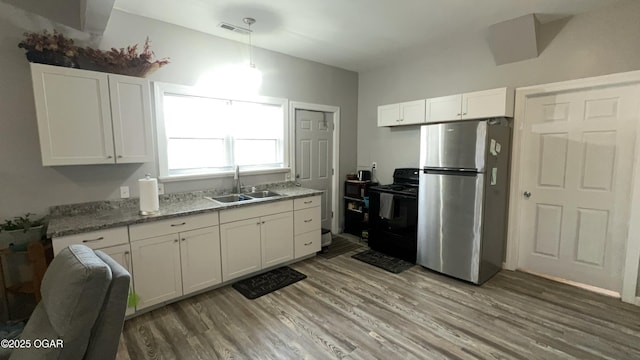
[116, 246, 640, 360]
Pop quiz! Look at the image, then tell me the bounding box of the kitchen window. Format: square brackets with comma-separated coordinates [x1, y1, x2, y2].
[155, 83, 289, 180]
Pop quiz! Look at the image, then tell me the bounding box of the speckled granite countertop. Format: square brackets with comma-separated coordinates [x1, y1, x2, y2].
[47, 183, 322, 238]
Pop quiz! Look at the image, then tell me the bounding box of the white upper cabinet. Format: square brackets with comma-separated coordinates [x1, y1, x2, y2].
[425, 94, 463, 123]
[426, 87, 514, 123]
[30, 63, 153, 166]
[377, 99, 426, 127]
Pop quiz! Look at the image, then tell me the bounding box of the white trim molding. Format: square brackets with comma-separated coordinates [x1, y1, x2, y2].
[506, 69, 640, 305]
[289, 101, 341, 234]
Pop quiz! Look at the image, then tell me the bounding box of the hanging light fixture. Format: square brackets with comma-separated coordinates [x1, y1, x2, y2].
[241, 17, 262, 92]
[243, 17, 256, 68]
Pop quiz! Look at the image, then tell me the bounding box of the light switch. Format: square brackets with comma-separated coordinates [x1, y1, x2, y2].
[491, 168, 498, 186]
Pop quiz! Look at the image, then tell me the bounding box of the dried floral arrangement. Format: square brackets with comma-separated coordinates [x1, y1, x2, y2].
[77, 37, 170, 77]
[18, 29, 77, 57]
[18, 30, 169, 77]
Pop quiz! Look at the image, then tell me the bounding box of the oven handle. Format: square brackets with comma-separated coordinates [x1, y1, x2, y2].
[369, 191, 416, 201]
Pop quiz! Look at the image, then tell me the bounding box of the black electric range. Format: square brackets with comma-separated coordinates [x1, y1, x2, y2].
[368, 168, 419, 263]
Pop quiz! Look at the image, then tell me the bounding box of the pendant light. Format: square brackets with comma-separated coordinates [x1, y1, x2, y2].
[243, 17, 256, 69]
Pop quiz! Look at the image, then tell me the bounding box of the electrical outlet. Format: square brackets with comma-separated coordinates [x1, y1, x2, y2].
[120, 186, 130, 198]
[372, 162, 377, 169]
[158, 183, 165, 195]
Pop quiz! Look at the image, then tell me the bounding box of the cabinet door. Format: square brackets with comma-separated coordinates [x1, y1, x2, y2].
[99, 243, 135, 316]
[377, 103, 400, 127]
[31, 64, 115, 165]
[426, 94, 462, 123]
[180, 226, 222, 295]
[130, 234, 182, 310]
[399, 100, 426, 125]
[220, 218, 262, 281]
[462, 87, 514, 120]
[108, 74, 154, 163]
[261, 212, 294, 268]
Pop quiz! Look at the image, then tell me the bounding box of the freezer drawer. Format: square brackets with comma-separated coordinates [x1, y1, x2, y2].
[420, 120, 487, 171]
[417, 171, 484, 283]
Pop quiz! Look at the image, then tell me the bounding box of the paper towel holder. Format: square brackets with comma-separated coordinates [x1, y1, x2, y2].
[139, 174, 160, 216]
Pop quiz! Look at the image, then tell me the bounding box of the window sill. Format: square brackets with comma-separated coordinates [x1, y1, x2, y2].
[159, 167, 291, 183]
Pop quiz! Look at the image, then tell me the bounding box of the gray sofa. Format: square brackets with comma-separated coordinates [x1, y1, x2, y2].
[3, 244, 130, 360]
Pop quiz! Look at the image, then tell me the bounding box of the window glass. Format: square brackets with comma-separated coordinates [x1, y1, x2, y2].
[157, 85, 287, 178]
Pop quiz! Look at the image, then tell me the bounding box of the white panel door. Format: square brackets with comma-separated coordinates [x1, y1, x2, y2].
[31, 64, 115, 165]
[261, 212, 294, 268]
[131, 234, 182, 310]
[426, 94, 462, 123]
[99, 243, 135, 316]
[295, 109, 333, 230]
[518, 84, 640, 292]
[179, 226, 222, 296]
[108, 74, 154, 163]
[220, 218, 262, 281]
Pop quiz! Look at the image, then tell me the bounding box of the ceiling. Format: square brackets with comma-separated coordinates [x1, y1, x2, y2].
[113, 0, 620, 72]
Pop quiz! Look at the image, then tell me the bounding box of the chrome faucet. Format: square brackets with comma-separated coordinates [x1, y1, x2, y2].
[234, 165, 242, 193]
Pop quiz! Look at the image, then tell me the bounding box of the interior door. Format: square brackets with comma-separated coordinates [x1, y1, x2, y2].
[295, 109, 333, 230]
[518, 84, 640, 292]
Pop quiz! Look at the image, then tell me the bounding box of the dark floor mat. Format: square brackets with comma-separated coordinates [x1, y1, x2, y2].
[232, 267, 307, 299]
[352, 250, 414, 274]
[318, 236, 364, 259]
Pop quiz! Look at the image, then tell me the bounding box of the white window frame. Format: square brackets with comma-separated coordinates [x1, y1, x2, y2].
[154, 82, 290, 181]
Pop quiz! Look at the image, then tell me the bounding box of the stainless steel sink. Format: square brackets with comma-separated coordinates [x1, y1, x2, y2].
[243, 190, 281, 198]
[205, 194, 253, 203]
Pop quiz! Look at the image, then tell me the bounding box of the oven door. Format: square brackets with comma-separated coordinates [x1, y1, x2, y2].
[368, 190, 418, 262]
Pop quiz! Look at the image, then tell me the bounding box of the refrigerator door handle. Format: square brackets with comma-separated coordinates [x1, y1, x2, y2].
[422, 167, 478, 175]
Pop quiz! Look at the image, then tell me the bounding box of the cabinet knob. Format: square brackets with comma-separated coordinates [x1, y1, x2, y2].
[257, 222, 261, 226]
[462, 113, 467, 115]
[304, 241, 313, 246]
[174, 239, 179, 243]
[456, 113, 461, 116]
[262, 221, 266, 224]
[181, 237, 186, 241]
[107, 155, 113, 159]
[117, 155, 123, 158]
[124, 251, 130, 255]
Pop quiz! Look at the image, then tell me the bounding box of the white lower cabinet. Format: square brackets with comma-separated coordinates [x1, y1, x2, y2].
[220, 218, 262, 281]
[294, 196, 322, 258]
[98, 243, 135, 316]
[261, 212, 294, 269]
[130, 234, 182, 310]
[179, 226, 222, 295]
[129, 213, 221, 310]
[219, 201, 295, 282]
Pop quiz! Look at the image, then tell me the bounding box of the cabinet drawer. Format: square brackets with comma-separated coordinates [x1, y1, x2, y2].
[129, 212, 219, 241]
[295, 230, 321, 258]
[294, 207, 321, 235]
[294, 196, 321, 210]
[53, 227, 128, 255]
[220, 200, 293, 224]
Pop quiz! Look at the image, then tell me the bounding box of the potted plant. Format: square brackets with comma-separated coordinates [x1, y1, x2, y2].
[18, 30, 79, 68]
[0, 213, 46, 251]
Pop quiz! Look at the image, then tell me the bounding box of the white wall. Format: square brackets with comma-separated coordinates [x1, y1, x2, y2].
[357, 0, 640, 184]
[0, 6, 358, 224]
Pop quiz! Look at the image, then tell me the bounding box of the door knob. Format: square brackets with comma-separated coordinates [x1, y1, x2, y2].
[523, 191, 532, 198]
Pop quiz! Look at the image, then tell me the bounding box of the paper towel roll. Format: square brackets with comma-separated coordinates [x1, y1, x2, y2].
[139, 175, 159, 215]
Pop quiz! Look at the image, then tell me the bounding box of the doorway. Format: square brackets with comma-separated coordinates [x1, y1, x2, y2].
[290, 102, 340, 233]
[506, 71, 640, 304]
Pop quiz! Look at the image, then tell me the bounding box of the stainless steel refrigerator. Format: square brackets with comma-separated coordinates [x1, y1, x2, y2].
[417, 118, 511, 284]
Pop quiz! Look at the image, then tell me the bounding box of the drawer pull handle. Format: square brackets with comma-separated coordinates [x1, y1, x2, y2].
[82, 236, 104, 243]
[304, 241, 313, 246]
[304, 219, 313, 223]
[171, 222, 186, 227]
[304, 200, 312, 204]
